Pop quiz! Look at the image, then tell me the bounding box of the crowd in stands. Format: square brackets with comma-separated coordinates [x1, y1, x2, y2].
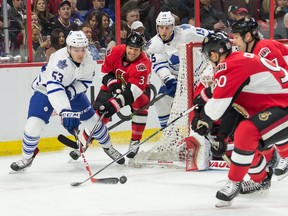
[1, 0, 288, 62]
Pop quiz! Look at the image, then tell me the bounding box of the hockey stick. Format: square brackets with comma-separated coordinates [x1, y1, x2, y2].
[73, 130, 119, 184]
[57, 93, 167, 149]
[70, 105, 197, 187]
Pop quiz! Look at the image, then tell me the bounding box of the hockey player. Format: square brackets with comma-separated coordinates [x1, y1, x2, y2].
[231, 17, 288, 180]
[92, 31, 151, 159]
[191, 32, 288, 207]
[145, 11, 212, 170]
[146, 11, 212, 129]
[10, 30, 125, 172]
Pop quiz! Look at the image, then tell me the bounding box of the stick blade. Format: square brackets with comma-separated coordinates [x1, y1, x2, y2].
[58, 134, 78, 149]
[71, 182, 82, 187]
[94, 177, 119, 184]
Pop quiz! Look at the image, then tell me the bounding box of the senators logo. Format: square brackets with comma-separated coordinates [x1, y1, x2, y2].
[136, 63, 147, 71]
[215, 62, 227, 74]
[259, 111, 271, 121]
[258, 47, 271, 58]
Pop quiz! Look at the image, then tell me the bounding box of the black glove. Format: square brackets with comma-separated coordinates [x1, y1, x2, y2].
[191, 117, 209, 136]
[98, 98, 122, 118]
[60, 109, 81, 134]
[210, 138, 227, 158]
[107, 78, 122, 94]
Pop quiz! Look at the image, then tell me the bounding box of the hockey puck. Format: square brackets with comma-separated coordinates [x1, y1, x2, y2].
[119, 175, 127, 184]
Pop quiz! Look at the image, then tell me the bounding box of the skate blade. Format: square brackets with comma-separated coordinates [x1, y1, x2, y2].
[276, 172, 288, 181]
[9, 168, 28, 174]
[215, 200, 232, 208]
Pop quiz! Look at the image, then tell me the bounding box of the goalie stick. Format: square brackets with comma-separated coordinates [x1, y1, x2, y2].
[73, 129, 120, 184]
[58, 93, 167, 149]
[70, 105, 197, 187]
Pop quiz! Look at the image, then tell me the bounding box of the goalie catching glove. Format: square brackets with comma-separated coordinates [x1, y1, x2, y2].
[60, 109, 81, 134]
[98, 85, 134, 118]
[103, 72, 123, 95]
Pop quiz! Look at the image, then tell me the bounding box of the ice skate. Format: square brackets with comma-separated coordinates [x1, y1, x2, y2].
[215, 180, 241, 208]
[275, 157, 288, 181]
[103, 146, 125, 164]
[10, 148, 39, 172]
[127, 139, 140, 159]
[240, 168, 272, 195]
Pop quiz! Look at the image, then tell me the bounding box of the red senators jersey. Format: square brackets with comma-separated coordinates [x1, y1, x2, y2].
[253, 39, 288, 70]
[205, 52, 288, 121]
[101, 44, 152, 100]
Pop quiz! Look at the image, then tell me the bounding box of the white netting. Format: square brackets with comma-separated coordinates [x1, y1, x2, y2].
[129, 42, 208, 168]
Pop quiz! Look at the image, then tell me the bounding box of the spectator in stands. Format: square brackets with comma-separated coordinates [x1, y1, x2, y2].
[125, 7, 140, 33]
[275, 0, 288, 19]
[235, 7, 249, 21]
[45, 28, 66, 61]
[131, 20, 150, 42]
[80, 23, 101, 60]
[84, 0, 115, 22]
[33, 0, 54, 36]
[227, 5, 238, 24]
[121, 0, 150, 25]
[84, 10, 101, 49]
[200, 0, 227, 32]
[0, 15, 16, 57]
[52, 0, 79, 37]
[69, 0, 84, 26]
[8, 0, 26, 37]
[274, 12, 288, 39]
[32, 23, 51, 62]
[48, 0, 62, 16]
[107, 20, 129, 49]
[32, 12, 40, 25]
[95, 12, 113, 49]
[76, 0, 91, 11]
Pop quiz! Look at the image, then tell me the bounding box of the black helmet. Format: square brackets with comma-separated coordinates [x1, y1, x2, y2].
[231, 17, 258, 37]
[202, 32, 232, 58]
[126, 31, 145, 48]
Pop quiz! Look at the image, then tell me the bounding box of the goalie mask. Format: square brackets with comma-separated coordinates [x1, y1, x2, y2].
[200, 64, 214, 88]
[201, 32, 232, 60]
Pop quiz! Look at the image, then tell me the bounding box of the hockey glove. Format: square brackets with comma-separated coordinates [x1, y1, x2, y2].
[66, 86, 76, 100]
[164, 76, 177, 97]
[98, 98, 122, 118]
[60, 109, 81, 134]
[191, 117, 209, 136]
[102, 72, 122, 95]
[210, 136, 227, 157]
[107, 78, 122, 94]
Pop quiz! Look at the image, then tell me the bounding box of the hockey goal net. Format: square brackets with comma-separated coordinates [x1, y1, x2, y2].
[129, 42, 210, 169]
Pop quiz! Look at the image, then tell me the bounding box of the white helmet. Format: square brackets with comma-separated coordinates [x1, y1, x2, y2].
[66, 30, 88, 48]
[156, 11, 175, 27]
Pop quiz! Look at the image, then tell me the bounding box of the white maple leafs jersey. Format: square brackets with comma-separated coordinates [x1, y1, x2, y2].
[146, 24, 212, 83]
[32, 47, 97, 114]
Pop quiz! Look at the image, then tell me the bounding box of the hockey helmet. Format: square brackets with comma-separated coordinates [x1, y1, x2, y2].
[126, 31, 145, 49]
[201, 32, 232, 58]
[66, 30, 88, 48]
[156, 11, 175, 27]
[231, 17, 258, 38]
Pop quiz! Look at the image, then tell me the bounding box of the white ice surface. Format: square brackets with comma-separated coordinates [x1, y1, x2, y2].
[1, 144, 288, 216]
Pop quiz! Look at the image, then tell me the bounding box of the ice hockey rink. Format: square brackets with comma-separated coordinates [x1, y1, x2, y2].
[1, 144, 288, 216]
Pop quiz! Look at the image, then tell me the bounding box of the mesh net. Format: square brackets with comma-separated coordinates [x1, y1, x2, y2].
[129, 42, 208, 168]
